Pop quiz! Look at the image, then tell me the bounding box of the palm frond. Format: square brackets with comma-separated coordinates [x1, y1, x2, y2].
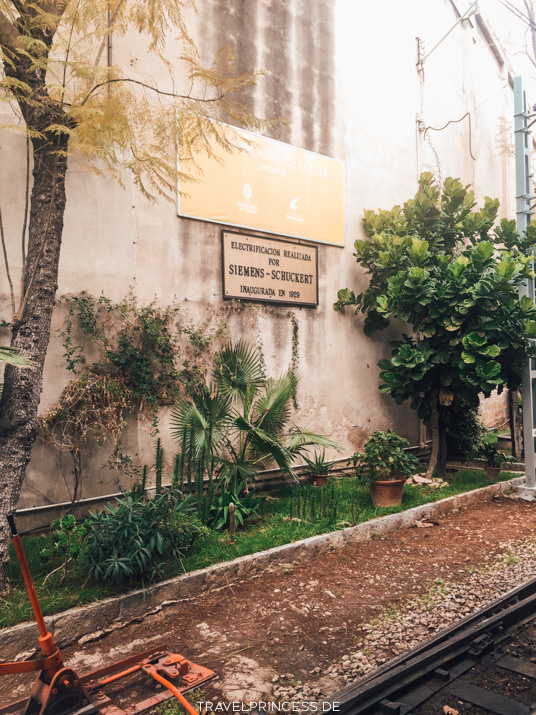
[0, 346, 35, 367]
[170, 389, 231, 454]
[286, 429, 341, 457]
[213, 340, 266, 405]
[253, 371, 297, 436]
[234, 414, 296, 478]
[216, 457, 257, 490]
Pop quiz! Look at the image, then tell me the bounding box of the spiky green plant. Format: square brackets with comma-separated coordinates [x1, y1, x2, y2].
[170, 340, 338, 490]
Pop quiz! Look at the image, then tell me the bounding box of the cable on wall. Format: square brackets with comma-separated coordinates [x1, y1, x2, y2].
[423, 112, 476, 161]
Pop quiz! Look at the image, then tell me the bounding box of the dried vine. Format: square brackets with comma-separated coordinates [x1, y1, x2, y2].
[39, 293, 231, 501]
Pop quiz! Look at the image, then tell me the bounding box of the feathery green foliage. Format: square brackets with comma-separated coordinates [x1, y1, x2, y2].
[0, 0, 272, 201]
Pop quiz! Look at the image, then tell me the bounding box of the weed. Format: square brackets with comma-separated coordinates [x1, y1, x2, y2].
[503, 553, 520, 566]
[156, 687, 207, 715]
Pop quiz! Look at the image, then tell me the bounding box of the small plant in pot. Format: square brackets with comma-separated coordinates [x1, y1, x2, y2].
[302, 449, 338, 487]
[473, 432, 515, 482]
[348, 430, 419, 507]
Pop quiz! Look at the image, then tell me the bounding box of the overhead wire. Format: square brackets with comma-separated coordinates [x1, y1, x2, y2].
[497, 0, 534, 29]
[502, 0, 534, 24]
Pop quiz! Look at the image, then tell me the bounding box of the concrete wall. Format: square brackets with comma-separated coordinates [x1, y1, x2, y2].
[0, 0, 516, 508]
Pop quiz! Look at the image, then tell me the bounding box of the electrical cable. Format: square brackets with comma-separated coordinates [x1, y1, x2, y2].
[502, 0, 534, 25]
[497, 0, 534, 29]
[423, 112, 476, 161]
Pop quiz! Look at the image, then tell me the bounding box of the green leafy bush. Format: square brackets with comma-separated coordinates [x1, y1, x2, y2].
[444, 405, 484, 461]
[85, 492, 208, 586]
[348, 430, 419, 484]
[472, 432, 516, 468]
[210, 487, 263, 530]
[40, 515, 92, 585]
[335, 173, 536, 476]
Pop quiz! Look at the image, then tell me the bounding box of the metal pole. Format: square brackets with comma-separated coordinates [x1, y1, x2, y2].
[514, 76, 536, 496]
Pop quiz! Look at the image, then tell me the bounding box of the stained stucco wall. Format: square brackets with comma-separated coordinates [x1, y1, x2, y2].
[0, 0, 517, 508]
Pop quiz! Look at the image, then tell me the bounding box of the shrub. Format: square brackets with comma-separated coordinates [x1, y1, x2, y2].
[40, 515, 92, 585]
[348, 430, 419, 484]
[472, 431, 516, 468]
[85, 491, 208, 586]
[210, 487, 263, 530]
[444, 405, 484, 462]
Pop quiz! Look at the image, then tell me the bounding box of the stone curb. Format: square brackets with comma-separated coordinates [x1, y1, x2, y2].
[1, 475, 525, 661]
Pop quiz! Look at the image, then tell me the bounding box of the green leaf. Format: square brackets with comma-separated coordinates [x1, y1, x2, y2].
[479, 344, 500, 357]
[520, 296, 534, 313]
[334, 288, 356, 309]
[463, 332, 487, 349]
[526, 320, 536, 338]
[0, 346, 35, 368]
[474, 241, 494, 261]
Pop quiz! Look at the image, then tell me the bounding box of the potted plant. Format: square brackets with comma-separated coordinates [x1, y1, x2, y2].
[348, 430, 419, 507]
[473, 432, 515, 481]
[302, 449, 338, 487]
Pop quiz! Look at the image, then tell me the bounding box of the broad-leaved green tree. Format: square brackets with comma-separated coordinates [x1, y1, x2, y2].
[335, 173, 536, 476]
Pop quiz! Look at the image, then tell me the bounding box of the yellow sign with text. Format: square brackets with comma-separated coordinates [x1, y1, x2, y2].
[178, 126, 344, 246]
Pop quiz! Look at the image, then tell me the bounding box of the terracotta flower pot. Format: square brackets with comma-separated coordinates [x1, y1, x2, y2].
[484, 466, 501, 482]
[370, 478, 406, 507]
[312, 474, 328, 487]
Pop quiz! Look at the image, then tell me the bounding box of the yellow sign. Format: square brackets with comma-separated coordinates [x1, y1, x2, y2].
[178, 126, 344, 246]
[222, 231, 318, 306]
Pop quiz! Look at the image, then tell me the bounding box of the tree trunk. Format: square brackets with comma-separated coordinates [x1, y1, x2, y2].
[426, 407, 440, 479]
[508, 388, 523, 461]
[437, 416, 447, 478]
[0, 135, 68, 594]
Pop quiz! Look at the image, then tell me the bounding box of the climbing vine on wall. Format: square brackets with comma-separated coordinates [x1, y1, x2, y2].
[288, 310, 300, 408]
[39, 293, 301, 502]
[40, 293, 230, 501]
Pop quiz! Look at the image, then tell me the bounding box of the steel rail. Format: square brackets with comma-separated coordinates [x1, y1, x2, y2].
[328, 575, 536, 714]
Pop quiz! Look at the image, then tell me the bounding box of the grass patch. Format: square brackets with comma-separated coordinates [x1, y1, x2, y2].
[0, 469, 517, 628]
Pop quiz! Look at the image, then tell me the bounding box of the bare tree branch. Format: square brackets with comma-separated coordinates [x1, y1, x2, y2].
[94, 0, 126, 67]
[524, 0, 536, 63]
[0, 205, 15, 315]
[80, 76, 225, 106]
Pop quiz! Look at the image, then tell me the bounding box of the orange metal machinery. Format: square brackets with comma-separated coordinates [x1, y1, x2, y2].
[0, 515, 216, 715]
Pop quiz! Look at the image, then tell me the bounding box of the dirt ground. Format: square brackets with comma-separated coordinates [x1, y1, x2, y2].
[3, 494, 536, 711]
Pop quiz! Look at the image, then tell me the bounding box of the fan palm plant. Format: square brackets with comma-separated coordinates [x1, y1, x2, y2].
[170, 340, 338, 490]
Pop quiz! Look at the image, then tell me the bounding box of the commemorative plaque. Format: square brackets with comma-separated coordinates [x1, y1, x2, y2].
[221, 231, 318, 307]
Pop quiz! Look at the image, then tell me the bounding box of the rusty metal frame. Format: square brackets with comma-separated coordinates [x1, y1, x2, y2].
[1, 516, 215, 715]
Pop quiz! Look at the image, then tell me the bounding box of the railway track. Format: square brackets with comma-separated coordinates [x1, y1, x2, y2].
[328, 575, 536, 715]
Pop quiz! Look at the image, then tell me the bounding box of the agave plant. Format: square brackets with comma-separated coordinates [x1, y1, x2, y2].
[170, 340, 338, 489]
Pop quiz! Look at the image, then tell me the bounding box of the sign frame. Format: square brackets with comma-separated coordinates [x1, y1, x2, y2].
[178, 124, 345, 247]
[221, 230, 319, 308]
